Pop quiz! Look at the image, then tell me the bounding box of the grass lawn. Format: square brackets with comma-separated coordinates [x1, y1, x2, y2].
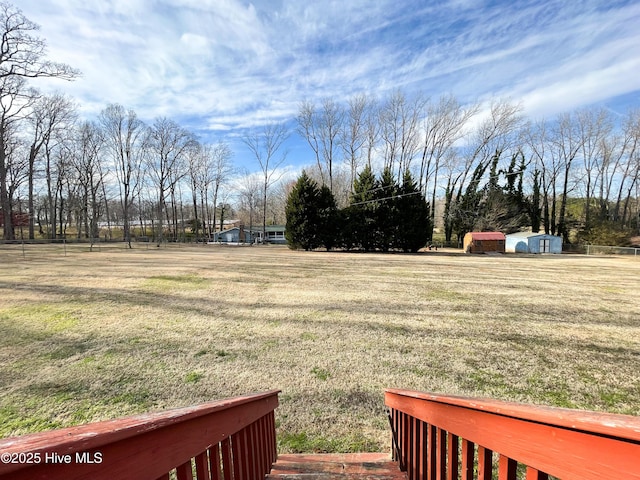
[0, 243, 638, 452]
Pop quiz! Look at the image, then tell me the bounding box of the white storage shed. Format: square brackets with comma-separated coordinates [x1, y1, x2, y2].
[505, 232, 562, 254]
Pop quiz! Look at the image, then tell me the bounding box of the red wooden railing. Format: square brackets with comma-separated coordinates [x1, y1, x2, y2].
[0, 390, 279, 480]
[386, 388, 640, 480]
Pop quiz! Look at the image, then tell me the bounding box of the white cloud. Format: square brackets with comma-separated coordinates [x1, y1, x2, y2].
[15, 0, 640, 155]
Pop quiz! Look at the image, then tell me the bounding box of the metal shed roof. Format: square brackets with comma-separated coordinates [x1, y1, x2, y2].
[506, 232, 561, 239]
[467, 232, 505, 240]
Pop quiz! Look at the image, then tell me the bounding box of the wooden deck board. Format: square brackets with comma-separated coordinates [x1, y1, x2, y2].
[266, 453, 406, 479]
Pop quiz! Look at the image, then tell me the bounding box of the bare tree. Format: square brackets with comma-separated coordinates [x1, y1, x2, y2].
[237, 171, 262, 240]
[297, 98, 343, 192]
[99, 104, 146, 246]
[0, 2, 79, 80]
[42, 128, 74, 239]
[443, 100, 523, 242]
[340, 94, 370, 190]
[1, 120, 27, 226]
[69, 121, 105, 244]
[363, 100, 380, 170]
[525, 119, 555, 234]
[614, 110, 640, 226]
[26, 93, 76, 239]
[576, 107, 612, 229]
[297, 100, 323, 183]
[419, 94, 477, 239]
[185, 140, 234, 239]
[548, 112, 583, 241]
[242, 123, 289, 241]
[208, 141, 234, 237]
[185, 140, 205, 238]
[146, 117, 193, 244]
[0, 2, 78, 239]
[379, 90, 425, 177]
[318, 98, 343, 193]
[0, 76, 36, 239]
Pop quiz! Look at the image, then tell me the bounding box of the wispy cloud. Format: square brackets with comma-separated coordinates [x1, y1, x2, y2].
[19, 0, 640, 145]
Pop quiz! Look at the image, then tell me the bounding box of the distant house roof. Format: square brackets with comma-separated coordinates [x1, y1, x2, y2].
[263, 225, 285, 232]
[467, 232, 505, 240]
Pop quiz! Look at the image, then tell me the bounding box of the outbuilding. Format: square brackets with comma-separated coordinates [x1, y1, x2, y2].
[505, 232, 562, 254]
[212, 226, 259, 244]
[463, 232, 506, 254]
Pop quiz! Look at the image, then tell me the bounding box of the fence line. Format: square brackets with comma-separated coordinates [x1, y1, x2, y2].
[585, 244, 639, 256]
[0, 238, 215, 260]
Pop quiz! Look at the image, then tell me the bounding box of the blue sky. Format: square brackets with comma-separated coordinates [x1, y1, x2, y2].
[19, 0, 640, 170]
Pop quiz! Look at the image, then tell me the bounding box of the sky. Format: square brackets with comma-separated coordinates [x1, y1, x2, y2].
[18, 0, 640, 170]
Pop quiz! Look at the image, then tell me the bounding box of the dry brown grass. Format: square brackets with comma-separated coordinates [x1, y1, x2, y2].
[0, 243, 638, 452]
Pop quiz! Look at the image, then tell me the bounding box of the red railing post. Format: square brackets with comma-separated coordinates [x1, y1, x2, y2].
[220, 437, 233, 480]
[231, 432, 243, 480]
[248, 419, 258, 479]
[427, 423, 437, 480]
[194, 452, 211, 480]
[420, 420, 428, 480]
[210, 443, 222, 480]
[477, 446, 492, 480]
[407, 414, 415, 478]
[259, 415, 268, 474]
[446, 433, 459, 480]
[436, 427, 446, 480]
[176, 460, 194, 480]
[461, 439, 475, 480]
[498, 455, 517, 480]
[268, 411, 277, 465]
[525, 467, 549, 480]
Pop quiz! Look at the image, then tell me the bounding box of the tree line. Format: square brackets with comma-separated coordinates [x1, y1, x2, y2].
[296, 94, 640, 245]
[2, 2, 639, 247]
[0, 3, 278, 244]
[285, 166, 430, 252]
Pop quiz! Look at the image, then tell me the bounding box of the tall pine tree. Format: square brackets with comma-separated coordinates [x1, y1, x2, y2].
[285, 171, 322, 250]
[347, 165, 377, 251]
[374, 167, 398, 252]
[395, 170, 430, 252]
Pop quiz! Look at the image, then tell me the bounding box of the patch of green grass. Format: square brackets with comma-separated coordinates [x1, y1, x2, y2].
[596, 389, 634, 410]
[462, 369, 516, 395]
[0, 403, 63, 436]
[110, 389, 153, 408]
[311, 367, 331, 381]
[45, 342, 89, 360]
[381, 323, 410, 335]
[0, 305, 79, 345]
[263, 339, 279, 349]
[184, 371, 204, 384]
[429, 288, 469, 302]
[215, 349, 235, 359]
[278, 431, 379, 453]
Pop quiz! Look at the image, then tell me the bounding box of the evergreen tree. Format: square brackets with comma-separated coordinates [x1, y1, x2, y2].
[530, 169, 542, 233]
[285, 171, 321, 250]
[348, 165, 377, 251]
[317, 184, 338, 251]
[452, 160, 489, 239]
[396, 170, 430, 252]
[374, 167, 397, 252]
